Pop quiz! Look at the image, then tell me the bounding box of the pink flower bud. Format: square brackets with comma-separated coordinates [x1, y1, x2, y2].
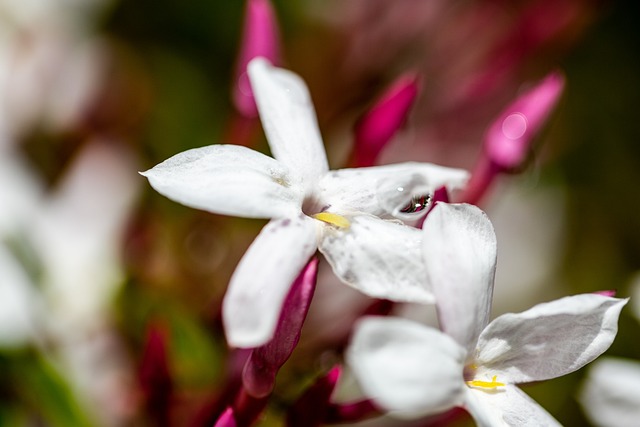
[286, 366, 341, 427]
[462, 72, 564, 205]
[485, 71, 564, 169]
[214, 408, 237, 427]
[242, 258, 318, 398]
[594, 290, 617, 297]
[352, 73, 420, 167]
[233, 0, 281, 118]
[139, 322, 172, 423]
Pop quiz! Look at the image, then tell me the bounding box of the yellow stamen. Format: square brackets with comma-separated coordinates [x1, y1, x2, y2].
[466, 375, 505, 389]
[313, 212, 350, 228]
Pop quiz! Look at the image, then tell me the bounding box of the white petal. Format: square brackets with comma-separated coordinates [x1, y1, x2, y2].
[247, 58, 329, 185]
[579, 357, 640, 427]
[319, 162, 469, 220]
[141, 144, 304, 219]
[318, 215, 433, 303]
[423, 203, 496, 355]
[475, 294, 628, 383]
[34, 140, 139, 331]
[347, 316, 466, 418]
[0, 245, 40, 347]
[465, 385, 561, 427]
[223, 215, 317, 348]
[0, 150, 43, 236]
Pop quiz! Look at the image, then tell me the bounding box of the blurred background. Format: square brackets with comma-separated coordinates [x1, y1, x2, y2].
[0, 0, 638, 426]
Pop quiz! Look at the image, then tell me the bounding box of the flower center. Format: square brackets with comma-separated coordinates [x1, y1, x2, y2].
[313, 212, 350, 228]
[466, 375, 505, 389]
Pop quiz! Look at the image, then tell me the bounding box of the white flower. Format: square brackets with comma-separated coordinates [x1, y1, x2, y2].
[32, 140, 140, 333]
[579, 357, 640, 427]
[347, 203, 627, 426]
[141, 57, 469, 348]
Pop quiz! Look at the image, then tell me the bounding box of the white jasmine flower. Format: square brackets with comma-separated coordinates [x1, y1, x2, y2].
[579, 357, 640, 427]
[32, 140, 140, 333]
[347, 203, 627, 426]
[141, 57, 469, 348]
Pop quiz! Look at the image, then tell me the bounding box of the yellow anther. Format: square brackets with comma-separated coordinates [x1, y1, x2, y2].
[466, 375, 505, 389]
[313, 212, 350, 229]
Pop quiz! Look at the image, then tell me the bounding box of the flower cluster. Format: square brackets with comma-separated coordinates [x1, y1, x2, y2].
[142, 55, 628, 426]
[0, 1, 635, 426]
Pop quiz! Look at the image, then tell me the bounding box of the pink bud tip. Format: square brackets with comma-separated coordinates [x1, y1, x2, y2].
[214, 408, 237, 427]
[233, 0, 281, 118]
[485, 71, 565, 169]
[286, 366, 342, 427]
[594, 290, 617, 297]
[352, 73, 420, 167]
[139, 322, 173, 417]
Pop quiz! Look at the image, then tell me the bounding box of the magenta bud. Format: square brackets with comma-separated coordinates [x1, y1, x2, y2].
[325, 399, 379, 424]
[352, 73, 420, 167]
[485, 71, 565, 169]
[594, 290, 617, 297]
[286, 366, 342, 427]
[233, 0, 281, 118]
[214, 408, 237, 427]
[139, 322, 173, 423]
[242, 258, 319, 398]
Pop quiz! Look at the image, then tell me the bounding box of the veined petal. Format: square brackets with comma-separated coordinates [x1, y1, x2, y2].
[475, 294, 627, 383]
[579, 357, 640, 427]
[223, 215, 317, 348]
[465, 385, 561, 427]
[423, 203, 496, 355]
[247, 58, 329, 185]
[318, 215, 433, 303]
[319, 162, 469, 221]
[347, 316, 466, 419]
[141, 144, 304, 219]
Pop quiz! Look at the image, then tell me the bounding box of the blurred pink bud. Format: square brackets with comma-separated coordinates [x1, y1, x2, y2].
[139, 322, 173, 423]
[485, 71, 565, 169]
[594, 290, 617, 297]
[352, 73, 420, 167]
[462, 72, 564, 205]
[325, 400, 378, 424]
[214, 408, 237, 427]
[242, 258, 318, 398]
[286, 366, 341, 427]
[233, 0, 281, 118]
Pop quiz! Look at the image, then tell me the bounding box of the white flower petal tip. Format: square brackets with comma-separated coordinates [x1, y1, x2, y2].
[141, 144, 304, 219]
[579, 357, 640, 427]
[475, 294, 628, 384]
[247, 57, 329, 184]
[423, 203, 497, 353]
[348, 317, 466, 419]
[222, 216, 317, 348]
